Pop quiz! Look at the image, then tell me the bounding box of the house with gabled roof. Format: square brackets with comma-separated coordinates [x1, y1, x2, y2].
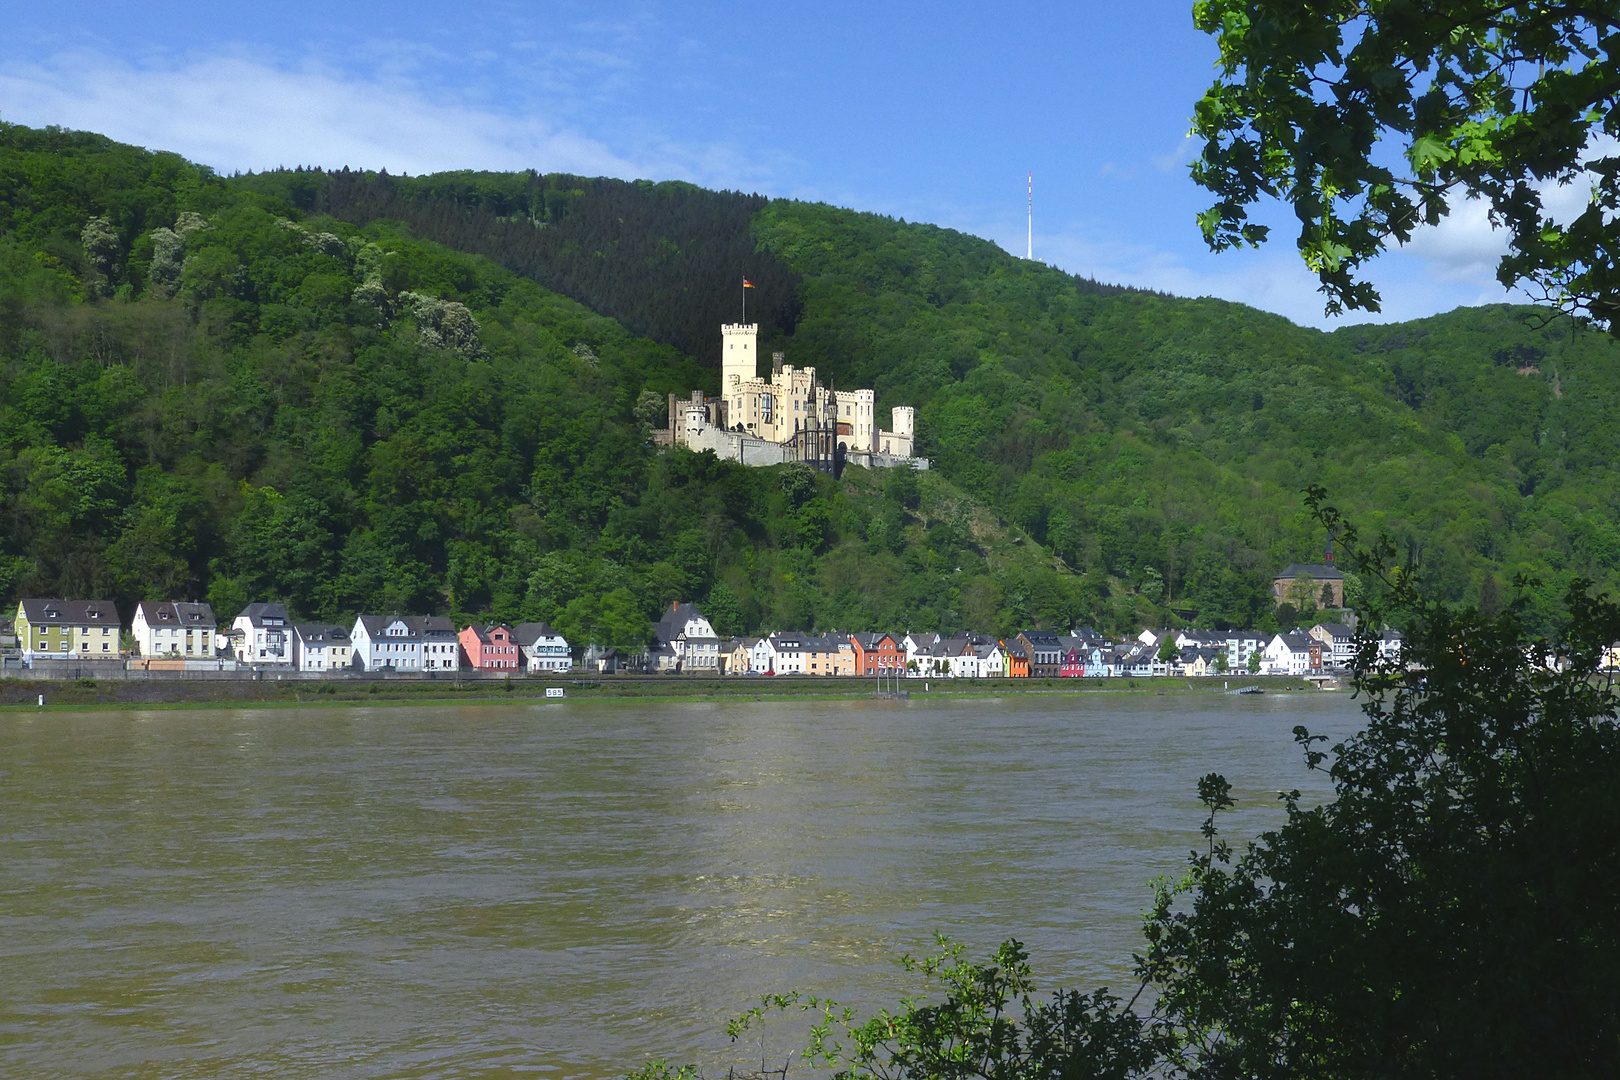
[514, 622, 572, 674]
[293, 623, 351, 672]
[351, 614, 460, 672]
[1264, 631, 1320, 676]
[975, 639, 1006, 678]
[851, 631, 902, 675]
[232, 602, 293, 666]
[654, 601, 720, 672]
[1309, 622, 1357, 669]
[133, 601, 217, 660]
[764, 631, 804, 674]
[15, 599, 120, 663]
[460, 624, 521, 672]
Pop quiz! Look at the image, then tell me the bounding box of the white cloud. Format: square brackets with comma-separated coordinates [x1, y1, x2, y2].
[0, 50, 658, 178]
[1400, 197, 1509, 284]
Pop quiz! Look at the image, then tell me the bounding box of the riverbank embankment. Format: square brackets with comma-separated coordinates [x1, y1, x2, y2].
[0, 673, 1340, 710]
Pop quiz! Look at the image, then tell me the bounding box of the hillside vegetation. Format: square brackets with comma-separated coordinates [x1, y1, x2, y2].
[0, 123, 1085, 644]
[3, 121, 1617, 640]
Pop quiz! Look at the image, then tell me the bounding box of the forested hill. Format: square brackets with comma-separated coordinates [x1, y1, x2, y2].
[233, 166, 1147, 371]
[4, 121, 1618, 642]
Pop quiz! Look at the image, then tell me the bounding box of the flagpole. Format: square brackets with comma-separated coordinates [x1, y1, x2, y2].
[742, 278, 746, 324]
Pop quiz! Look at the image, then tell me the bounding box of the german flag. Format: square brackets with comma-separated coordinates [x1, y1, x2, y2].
[743, 278, 755, 288]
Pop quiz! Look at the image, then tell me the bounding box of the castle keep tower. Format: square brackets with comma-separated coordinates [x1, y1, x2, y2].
[721, 323, 758, 424]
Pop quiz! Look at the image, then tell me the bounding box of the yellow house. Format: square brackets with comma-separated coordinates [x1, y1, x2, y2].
[1181, 649, 1217, 678]
[804, 633, 857, 676]
[16, 599, 121, 662]
[724, 638, 756, 675]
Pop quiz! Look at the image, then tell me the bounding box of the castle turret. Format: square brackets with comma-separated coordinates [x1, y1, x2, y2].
[892, 406, 914, 439]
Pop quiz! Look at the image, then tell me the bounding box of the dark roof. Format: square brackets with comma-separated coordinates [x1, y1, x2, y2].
[412, 615, 457, 638]
[655, 602, 707, 642]
[237, 602, 290, 626]
[356, 614, 418, 638]
[1276, 563, 1344, 581]
[852, 631, 899, 648]
[137, 601, 217, 629]
[294, 623, 349, 643]
[19, 598, 119, 625]
[1314, 622, 1355, 639]
[512, 622, 566, 645]
[1019, 629, 1062, 647]
[1280, 632, 1315, 649]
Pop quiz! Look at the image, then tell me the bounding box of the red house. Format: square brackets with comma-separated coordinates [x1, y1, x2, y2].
[459, 624, 520, 671]
[1060, 646, 1085, 678]
[851, 632, 902, 675]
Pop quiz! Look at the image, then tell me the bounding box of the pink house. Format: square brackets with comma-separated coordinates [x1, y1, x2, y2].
[459, 624, 521, 671]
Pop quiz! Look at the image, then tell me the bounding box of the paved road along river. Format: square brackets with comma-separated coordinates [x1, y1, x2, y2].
[0, 693, 1364, 1078]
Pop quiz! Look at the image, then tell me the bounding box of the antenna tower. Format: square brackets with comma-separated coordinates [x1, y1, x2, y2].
[1026, 171, 1033, 260]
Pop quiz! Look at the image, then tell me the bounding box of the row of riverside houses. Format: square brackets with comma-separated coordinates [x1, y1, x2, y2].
[640, 601, 1408, 677]
[9, 598, 576, 676]
[9, 593, 1408, 680]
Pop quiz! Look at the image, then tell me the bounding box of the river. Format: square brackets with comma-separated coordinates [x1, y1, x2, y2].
[0, 693, 1364, 1078]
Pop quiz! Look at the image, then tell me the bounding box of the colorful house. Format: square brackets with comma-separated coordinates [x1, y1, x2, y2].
[1060, 645, 1085, 678]
[1006, 643, 1031, 678]
[851, 632, 902, 675]
[460, 624, 521, 671]
[15, 599, 120, 662]
[723, 637, 758, 675]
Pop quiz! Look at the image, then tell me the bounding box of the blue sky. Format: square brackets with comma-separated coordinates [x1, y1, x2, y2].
[0, 1, 1524, 328]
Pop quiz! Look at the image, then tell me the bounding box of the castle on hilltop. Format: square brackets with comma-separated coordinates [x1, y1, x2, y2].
[659, 322, 925, 472]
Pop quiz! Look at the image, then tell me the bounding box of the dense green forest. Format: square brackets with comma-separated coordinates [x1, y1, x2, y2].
[3, 121, 1617, 642]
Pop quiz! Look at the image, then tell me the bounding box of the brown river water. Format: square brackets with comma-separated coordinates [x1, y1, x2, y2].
[0, 693, 1363, 1078]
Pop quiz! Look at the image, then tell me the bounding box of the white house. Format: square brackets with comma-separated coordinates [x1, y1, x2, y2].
[1264, 632, 1317, 676]
[653, 602, 721, 672]
[351, 614, 460, 672]
[749, 637, 774, 673]
[133, 601, 217, 660]
[902, 632, 943, 674]
[420, 617, 459, 670]
[293, 623, 352, 672]
[1175, 629, 1264, 672]
[975, 640, 1006, 678]
[1378, 629, 1405, 664]
[940, 637, 980, 679]
[514, 622, 572, 673]
[1117, 643, 1155, 678]
[233, 602, 294, 667]
[765, 632, 808, 674]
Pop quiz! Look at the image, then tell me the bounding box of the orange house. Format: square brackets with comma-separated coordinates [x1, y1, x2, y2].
[459, 624, 521, 671]
[852, 632, 902, 674]
[1006, 643, 1031, 678]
